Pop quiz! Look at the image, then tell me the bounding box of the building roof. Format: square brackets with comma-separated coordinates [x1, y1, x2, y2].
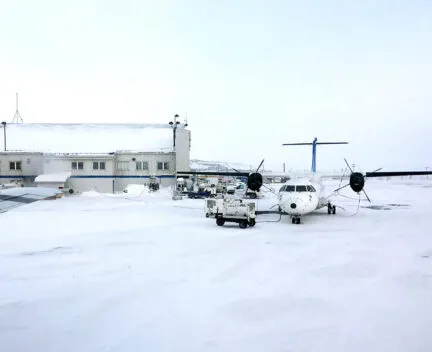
[34, 172, 71, 183]
[4, 123, 181, 153]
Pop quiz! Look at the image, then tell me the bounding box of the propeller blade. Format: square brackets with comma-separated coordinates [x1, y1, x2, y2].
[261, 183, 277, 195]
[255, 159, 265, 173]
[338, 167, 348, 189]
[344, 158, 354, 173]
[366, 167, 382, 176]
[333, 183, 350, 193]
[362, 189, 371, 203]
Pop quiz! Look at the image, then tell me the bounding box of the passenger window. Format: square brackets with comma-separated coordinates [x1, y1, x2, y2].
[296, 185, 307, 192]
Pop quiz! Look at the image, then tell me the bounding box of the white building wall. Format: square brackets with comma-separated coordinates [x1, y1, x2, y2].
[175, 129, 191, 172]
[112, 152, 175, 192]
[22, 152, 177, 193]
[0, 152, 44, 186]
[0, 123, 190, 192]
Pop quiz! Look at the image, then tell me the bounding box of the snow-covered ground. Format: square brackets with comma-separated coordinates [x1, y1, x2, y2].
[1, 179, 432, 352]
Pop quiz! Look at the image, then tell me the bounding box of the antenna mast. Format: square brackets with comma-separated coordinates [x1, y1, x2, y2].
[12, 93, 24, 123]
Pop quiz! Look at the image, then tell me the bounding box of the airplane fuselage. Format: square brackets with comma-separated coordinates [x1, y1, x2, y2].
[278, 177, 328, 218]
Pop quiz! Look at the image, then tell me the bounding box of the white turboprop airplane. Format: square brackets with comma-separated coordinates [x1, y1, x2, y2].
[276, 138, 432, 224]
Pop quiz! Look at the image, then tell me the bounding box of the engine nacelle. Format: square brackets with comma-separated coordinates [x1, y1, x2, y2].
[350, 172, 365, 193]
[247, 173, 263, 192]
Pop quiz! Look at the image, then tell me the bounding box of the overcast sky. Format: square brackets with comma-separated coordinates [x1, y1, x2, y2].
[1, 0, 431, 172]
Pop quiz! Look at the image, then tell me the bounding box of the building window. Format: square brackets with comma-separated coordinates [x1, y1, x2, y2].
[136, 161, 148, 170]
[72, 161, 84, 170]
[157, 162, 170, 170]
[93, 161, 106, 170]
[9, 161, 22, 170]
[116, 161, 129, 171]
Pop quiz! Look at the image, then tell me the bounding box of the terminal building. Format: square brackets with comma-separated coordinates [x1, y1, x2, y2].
[0, 123, 191, 193]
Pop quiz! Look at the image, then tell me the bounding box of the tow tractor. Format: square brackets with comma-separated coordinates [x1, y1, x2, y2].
[205, 198, 256, 229]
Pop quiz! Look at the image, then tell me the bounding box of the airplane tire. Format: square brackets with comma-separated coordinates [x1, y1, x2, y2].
[296, 218, 301, 224]
[332, 206, 336, 214]
[239, 220, 248, 229]
[292, 217, 296, 224]
[216, 218, 225, 226]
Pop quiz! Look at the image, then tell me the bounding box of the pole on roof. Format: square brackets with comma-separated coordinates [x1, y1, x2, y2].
[12, 93, 23, 123]
[1, 121, 6, 151]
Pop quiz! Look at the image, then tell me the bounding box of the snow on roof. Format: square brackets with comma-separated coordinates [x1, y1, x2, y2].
[5, 123, 180, 153]
[35, 172, 71, 183]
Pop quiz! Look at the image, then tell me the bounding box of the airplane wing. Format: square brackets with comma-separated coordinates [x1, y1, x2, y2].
[365, 171, 432, 177]
[0, 187, 63, 213]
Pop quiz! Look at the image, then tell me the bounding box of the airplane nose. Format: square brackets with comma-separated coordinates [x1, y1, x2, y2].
[290, 203, 297, 209]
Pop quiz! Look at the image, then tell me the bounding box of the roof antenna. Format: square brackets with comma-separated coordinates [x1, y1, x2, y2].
[12, 92, 24, 123]
[184, 112, 188, 127]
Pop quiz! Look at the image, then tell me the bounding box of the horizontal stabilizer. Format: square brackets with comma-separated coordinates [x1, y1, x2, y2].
[282, 142, 348, 146]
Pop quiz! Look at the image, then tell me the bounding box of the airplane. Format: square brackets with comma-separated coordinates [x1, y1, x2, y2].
[178, 137, 432, 225]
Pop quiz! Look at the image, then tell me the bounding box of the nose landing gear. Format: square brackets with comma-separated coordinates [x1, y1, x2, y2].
[291, 216, 301, 224]
[327, 203, 336, 214]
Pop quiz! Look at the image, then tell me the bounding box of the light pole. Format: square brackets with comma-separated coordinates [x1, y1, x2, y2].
[1, 121, 6, 151]
[169, 114, 181, 197]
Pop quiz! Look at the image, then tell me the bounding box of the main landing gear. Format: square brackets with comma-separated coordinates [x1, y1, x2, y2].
[327, 203, 336, 215]
[291, 216, 301, 224]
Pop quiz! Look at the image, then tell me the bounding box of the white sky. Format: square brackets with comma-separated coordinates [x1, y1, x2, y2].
[1, 0, 431, 172]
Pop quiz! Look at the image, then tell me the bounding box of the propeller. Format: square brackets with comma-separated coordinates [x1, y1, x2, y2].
[247, 159, 264, 192]
[333, 158, 382, 202]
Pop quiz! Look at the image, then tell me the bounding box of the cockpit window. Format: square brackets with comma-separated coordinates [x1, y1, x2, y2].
[306, 185, 316, 192]
[285, 185, 295, 192]
[296, 185, 307, 192]
[279, 185, 286, 192]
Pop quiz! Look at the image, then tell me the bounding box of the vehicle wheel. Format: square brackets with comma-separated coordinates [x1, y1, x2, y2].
[69, 189, 74, 194]
[249, 219, 256, 227]
[249, 193, 257, 199]
[239, 220, 248, 229]
[216, 218, 225, 226]
[205, 213, 209, 218]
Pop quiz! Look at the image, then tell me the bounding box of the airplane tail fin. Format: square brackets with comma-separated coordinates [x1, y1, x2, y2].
[282, 138, 348, 173]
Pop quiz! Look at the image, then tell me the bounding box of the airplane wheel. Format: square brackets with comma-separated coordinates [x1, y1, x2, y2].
[332, 206, 336, 214]
[216, 218, 225, 226]
[295, 218, 301, 224]
[327, 205, 332, 214]
[292, 217, 296, 224]
[239, 220, 248, 229]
